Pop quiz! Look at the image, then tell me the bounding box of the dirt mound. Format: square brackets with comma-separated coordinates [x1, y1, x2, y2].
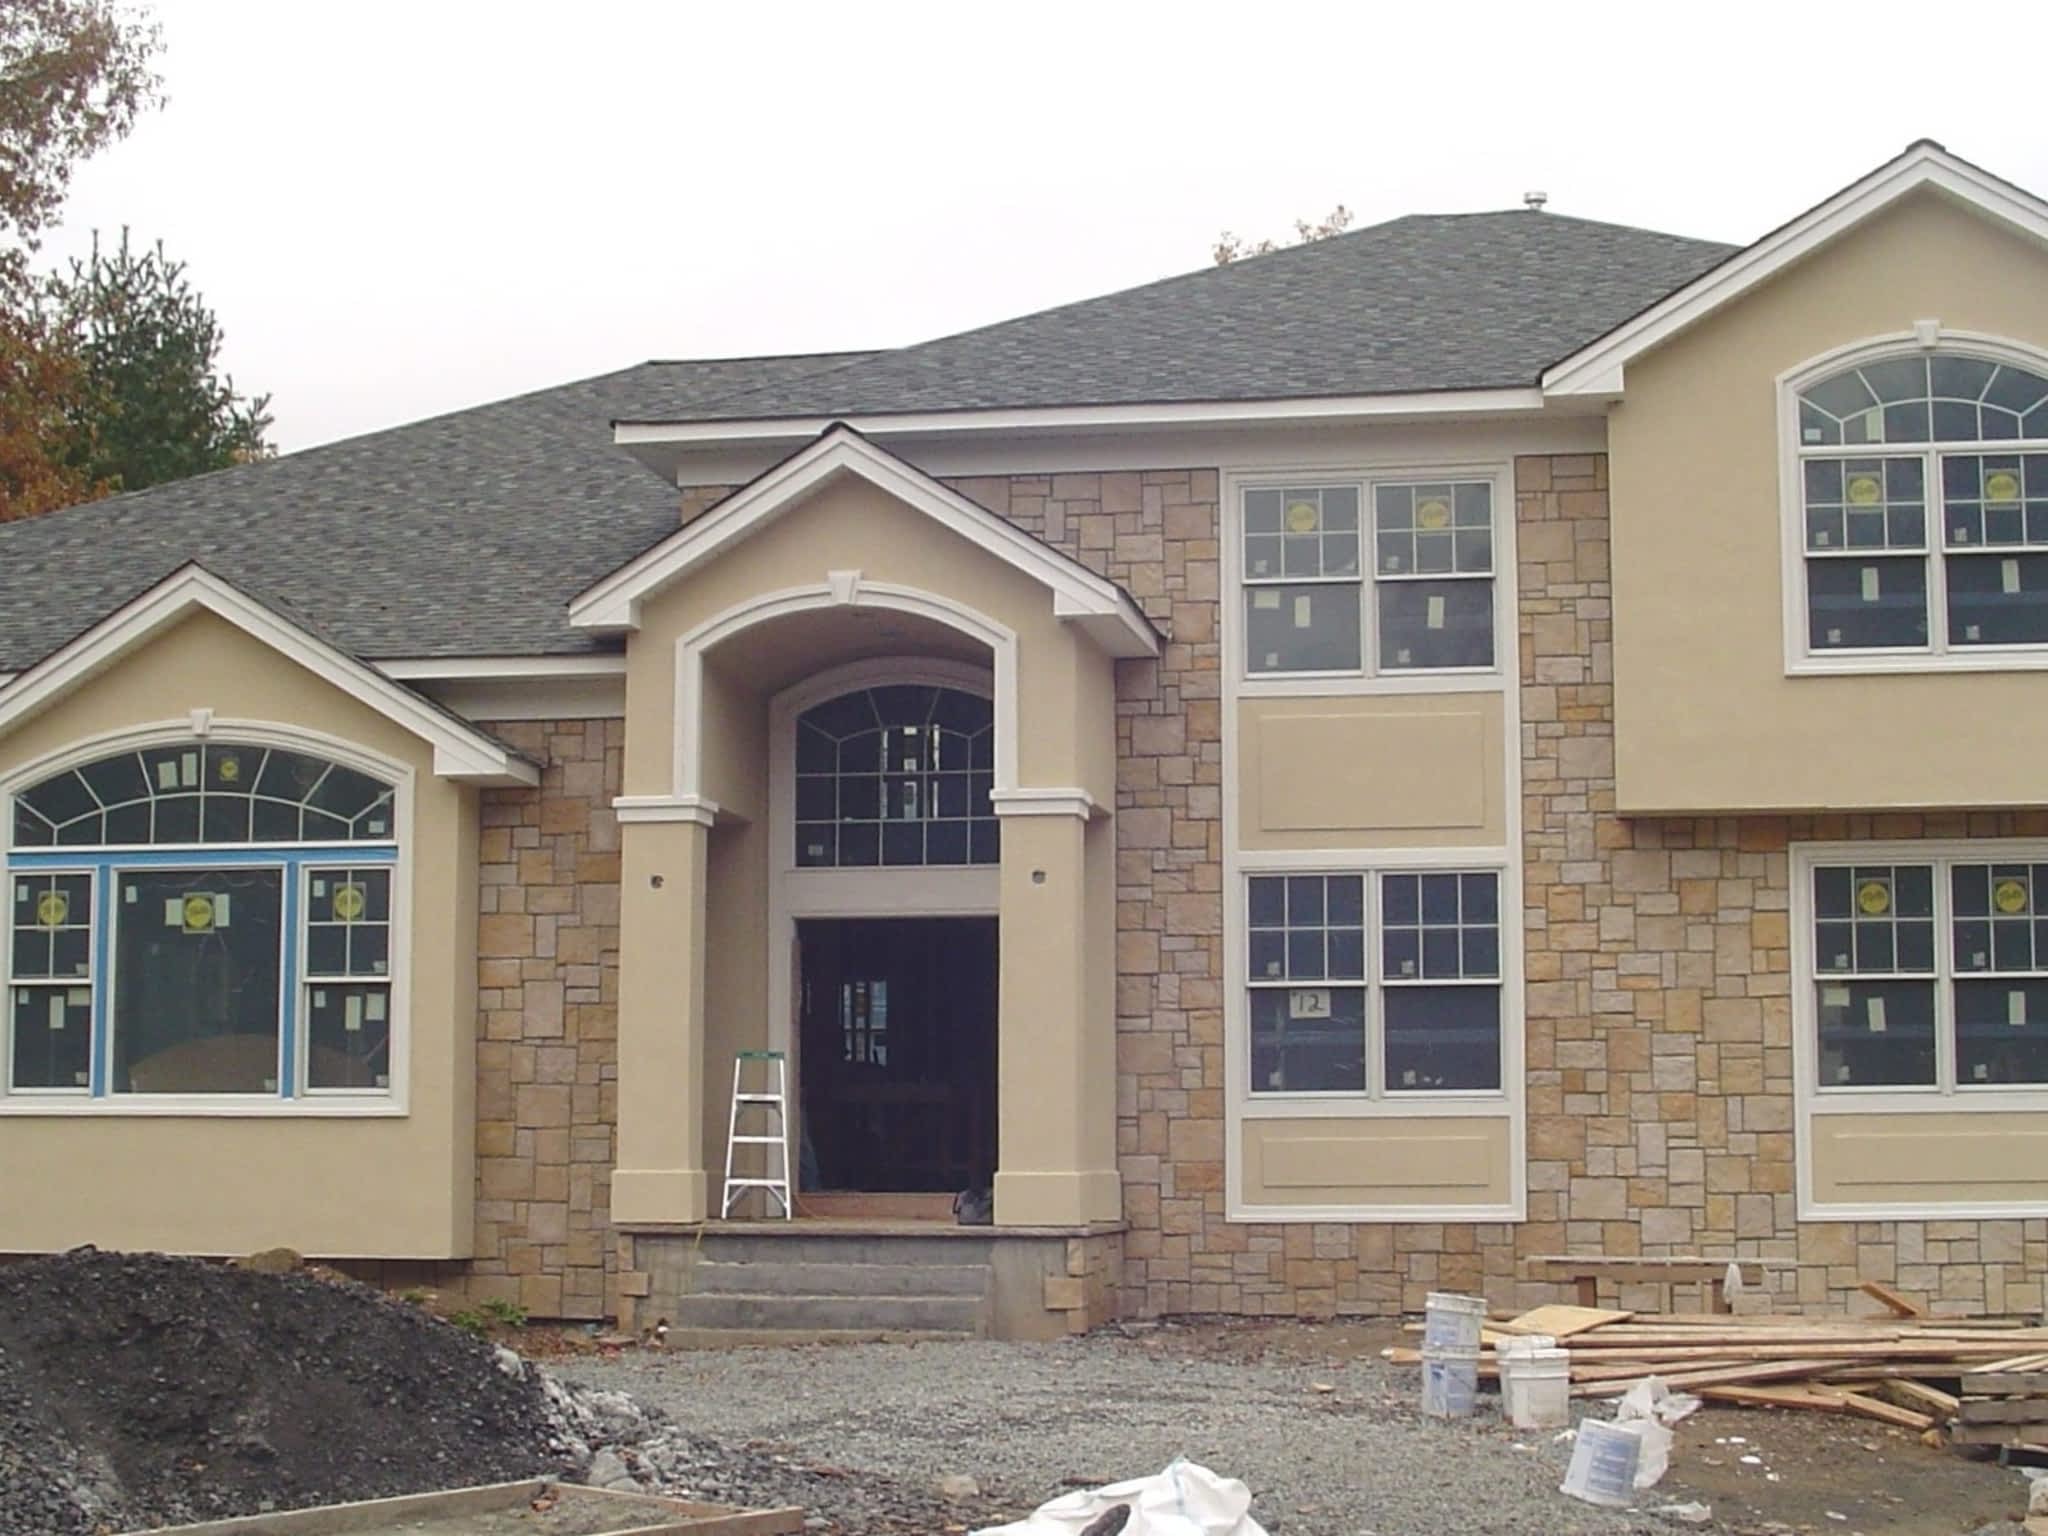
[0, 1249, 563, 1533]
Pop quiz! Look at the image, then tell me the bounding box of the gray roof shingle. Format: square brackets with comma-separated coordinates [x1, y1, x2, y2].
[0, 208, 1737, 672]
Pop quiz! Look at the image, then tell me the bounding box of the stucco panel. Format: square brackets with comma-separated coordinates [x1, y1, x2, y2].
[0, 612, 477, 1258]
[1611, 190, 2048, 812]
[1809, 1111, 2048, 1209]
[1240, 1115, 1512, 1208]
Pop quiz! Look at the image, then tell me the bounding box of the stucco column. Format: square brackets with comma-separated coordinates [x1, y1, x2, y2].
[611, 808, 713, 1224]
[993, 807, 1122, 1227]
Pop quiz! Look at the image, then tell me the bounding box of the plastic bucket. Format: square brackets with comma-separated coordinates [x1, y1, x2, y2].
[1421, 1291, 1487, 1351]
[1500, 1345, 1571, 1429]
[1420, 1345, 1480, 1418]
[1560, 1418, 1644, 1507]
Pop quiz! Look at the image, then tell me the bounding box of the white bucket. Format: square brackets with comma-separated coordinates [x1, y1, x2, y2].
[1421, 1290, 1487, 1351]
[1420, 1345, 1480, 1418]
[1499, 1344, 1571, 1429]
[1560, 1418, 1645, 1507]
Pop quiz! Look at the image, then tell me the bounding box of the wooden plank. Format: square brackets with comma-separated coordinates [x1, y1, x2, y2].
[1699, 1384, 1855, 1413]
[1956, 1397, 2048, 1425]
[1865, 1378, 1960, 1420]
[1495, 1303, 1633, 1338]
[1573, 1357, 1841, 1397]
[1859, 1279, 1926, 1318]
[1813, 1388, 1939, 1431]
[1525, 1257, 1764, 1283]
[1948, 1420, 2048, 1447]
[1961, 1370, 2048, 1394]
[1563, 1339, 2030, 1363]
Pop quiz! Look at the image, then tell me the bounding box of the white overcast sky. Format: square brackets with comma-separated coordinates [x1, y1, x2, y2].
[41, 0, 2048, 452]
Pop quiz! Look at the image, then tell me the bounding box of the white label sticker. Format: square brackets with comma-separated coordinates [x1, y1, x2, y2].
[1826, 627, 1843, 644]
[1288, 988, 1331, 1019]
[311, 879, 326, 896]
[1253, 589, 1281, 610]
[1804, 426, 1822, 443]
[2005, 557, 2022, 594]
[12, 882, 23, 902]
[163, 898, 182, 928]
[48, 994, 64, 1031]
[1822, 985, 1851, 1008]
[180, 752, 199, 787]
[1395, 648, 1412, 665]
[124, 885, 137, 904]
[1860, 566, 1880, 602]
[1974, 1061, 1990, 1080]
[1263, 960, 1282, 977]
[1385, 554, 1403, 572]
[1836, 1064, 1852, 1083]
[156, 760, 178, 790]
[313, 989, 327, 1007]
[2011, 988, 2028, 1026]
[365, 992, 386, 1023]
[1400, 958, 1416, 976]
[1251, 558, 1270, 575]
[1426, 594, 1446, 630]
[1966, 623, 1983, 641]
[1954, 526, 1972, 543]
[1401, 1069, 1417, 1087]
[262, 1077, 277, 1092]
[344, 995, 363, 1033]
[1866, 995, 1887, 1032]
[67, 988, 89, 1006]
[374, 1073, 389, 1089]
[1814, 530, 1831, 546]
[213, 894, 231, 929]
[1292, 595, 1313, 629]
[1263, 652, 1280, 668]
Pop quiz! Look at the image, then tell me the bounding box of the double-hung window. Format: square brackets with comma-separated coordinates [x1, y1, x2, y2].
[1802, 845, 2048, 1094]
[1793, 348, 2048, 661]
[5, 741, 400, 1102]
[1242, 478, 1497, 677]
[1246, 868, 1504, 1096]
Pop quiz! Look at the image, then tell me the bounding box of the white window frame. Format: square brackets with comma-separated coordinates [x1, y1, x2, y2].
[1791, 839, 2048, 1117]
[0, 723, 412, 1117]
[1232, 464, 1511, 695]
[1780, 329, 2048, 675]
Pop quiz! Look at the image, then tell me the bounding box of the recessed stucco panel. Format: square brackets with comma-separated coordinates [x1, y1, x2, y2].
[1808, 1111, 2048, 1208]
[0, 612, 477, 1258]
[1241, 1115, 1511, 1207]
[1237, 694, 1505, 848]
[1611, 190, 2048, 812]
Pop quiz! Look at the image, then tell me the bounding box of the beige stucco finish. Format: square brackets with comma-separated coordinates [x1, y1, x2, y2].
[1809, 1110, 2048, 1208]
[612, 474, 1124, 1228]
[1611, 190, 2048, 813]
[1240, 1115, 1513, 1208]
[0, 612, 479, 1258]
[1236, 694, 1508, 849]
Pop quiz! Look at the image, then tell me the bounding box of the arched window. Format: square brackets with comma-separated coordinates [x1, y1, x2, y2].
[1793, 346, 2048, 658]
[794, 685, 997, 867]
[5, 739, 399, 1100]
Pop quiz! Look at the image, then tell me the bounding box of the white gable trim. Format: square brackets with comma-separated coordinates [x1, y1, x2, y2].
[569, 425, 1159, 658]
[0, 566, 537, 786]
[1544, 142, 2048, 399]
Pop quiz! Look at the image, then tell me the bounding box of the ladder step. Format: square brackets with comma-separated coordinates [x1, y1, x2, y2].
[731, 1137, 786, 1146]
[734, 1093, 784, 1103]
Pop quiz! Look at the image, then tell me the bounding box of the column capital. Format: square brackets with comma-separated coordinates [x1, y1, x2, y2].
[988, 787, 1102, 820]
[613, 793, 721, 827]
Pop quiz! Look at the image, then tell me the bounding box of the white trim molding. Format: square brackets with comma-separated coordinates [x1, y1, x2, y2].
[569, 424, 1159, 659]
[1546, 141, 2048, 399]
[612, 794, 722, 827]
[988, 788, 1100, 820]
[0, 565, 537, 786]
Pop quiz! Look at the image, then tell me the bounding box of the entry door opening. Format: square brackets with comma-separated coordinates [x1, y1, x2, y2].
[796, 916, 997, 1194]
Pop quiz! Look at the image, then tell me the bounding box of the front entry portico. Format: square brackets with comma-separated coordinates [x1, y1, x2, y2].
[576, 427, 1156, 1257]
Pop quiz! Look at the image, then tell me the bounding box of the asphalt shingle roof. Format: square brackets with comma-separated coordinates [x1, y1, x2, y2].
[0, 209, 1737, 672]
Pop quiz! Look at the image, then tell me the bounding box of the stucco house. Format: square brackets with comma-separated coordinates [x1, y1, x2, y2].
[3, 140, 2044, 1338]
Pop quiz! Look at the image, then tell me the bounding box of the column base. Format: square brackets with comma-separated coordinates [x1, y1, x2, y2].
[994, 1168, 1122, 1227]
[611, 1167, 708, 1225]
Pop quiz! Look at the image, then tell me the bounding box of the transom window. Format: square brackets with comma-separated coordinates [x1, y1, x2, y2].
[1803, 849, 2048, 1092]
[794, 686, 997, 868]
[5, 741, 399, 1100]
[1793, 348, 2048, 658]
[1246, 868, 1503, 1095]
[1242, 478, 1497, 677]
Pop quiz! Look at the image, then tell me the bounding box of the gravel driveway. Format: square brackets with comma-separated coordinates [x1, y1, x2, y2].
[563, 1330, 1683, 1535]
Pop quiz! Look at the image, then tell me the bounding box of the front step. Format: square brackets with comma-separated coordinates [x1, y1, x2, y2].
[689, 1259, 991, 1298]
[671, 1290, 986, 1333]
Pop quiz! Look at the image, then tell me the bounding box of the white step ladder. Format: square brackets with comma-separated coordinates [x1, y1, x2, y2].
[720, 1050, 793, 1220]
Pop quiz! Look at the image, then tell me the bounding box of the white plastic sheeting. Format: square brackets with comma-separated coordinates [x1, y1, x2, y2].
[973, 1459, 1270, 1536]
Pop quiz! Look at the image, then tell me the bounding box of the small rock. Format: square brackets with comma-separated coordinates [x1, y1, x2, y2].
[585, 1448, 638, 1491]
[493, 1346, 524, 1379]
[936, 1474, 981, 1502]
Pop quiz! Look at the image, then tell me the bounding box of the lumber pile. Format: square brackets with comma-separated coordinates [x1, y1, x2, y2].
[1387, 1299, 2048, 1453]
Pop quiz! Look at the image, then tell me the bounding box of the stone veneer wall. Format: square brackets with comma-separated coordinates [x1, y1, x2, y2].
[462, 718, 624, 1321]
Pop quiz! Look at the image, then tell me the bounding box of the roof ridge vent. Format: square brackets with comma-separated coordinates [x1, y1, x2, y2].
[1523, 190, 1549, 212]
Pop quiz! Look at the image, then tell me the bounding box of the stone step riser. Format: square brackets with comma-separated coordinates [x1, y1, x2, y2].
[693, 1236, 997, 1267]
[670, 1292, 986, 1333]
[687, 1260, 991, 1298]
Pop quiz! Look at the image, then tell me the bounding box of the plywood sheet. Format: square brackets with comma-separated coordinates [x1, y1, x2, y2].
[1495, 1304, 1633, 1338]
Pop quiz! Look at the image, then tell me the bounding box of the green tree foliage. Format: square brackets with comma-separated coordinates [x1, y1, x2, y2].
[49, 229, 273, 493]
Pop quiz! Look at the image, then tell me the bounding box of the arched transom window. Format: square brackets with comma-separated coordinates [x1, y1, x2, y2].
[1795, 348, 2048, 657]
[794, 685, 997, 868]
[5, 740, 399, 1101]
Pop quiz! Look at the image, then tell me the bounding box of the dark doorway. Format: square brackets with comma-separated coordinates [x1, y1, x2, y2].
[797, 916, 998, 1194]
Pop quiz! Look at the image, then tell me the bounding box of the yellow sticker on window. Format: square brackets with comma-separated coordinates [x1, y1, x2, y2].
[332, 882, 368, 923]
[1856, 879, 1891, 916]
[34, 890, 68, 929]
[216, 754, 241, 783]
[1285, 500, 1319, 532]
[182, 894, 215, 934]
[1846, 473, 1883, 506]
[1417, 497, 1452, 530]
[1994, 877, 2029, 914]
[1986, 469, 2022, 504]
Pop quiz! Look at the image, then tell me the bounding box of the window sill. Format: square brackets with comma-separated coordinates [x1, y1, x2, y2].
[1788, 649, 2048, 677]
[1240, 1092, 1511, 1119]
[1808, 1087, 2048, 1115]
[1229, 1197, 1525, 1223]
[1800, 1196, 2048, 1222]
[1238, 671, 1507, 698]
[0, 1096, 406, 1118]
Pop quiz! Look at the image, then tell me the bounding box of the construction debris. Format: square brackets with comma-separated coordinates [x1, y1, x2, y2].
[1387, 1293, 2048, 1456]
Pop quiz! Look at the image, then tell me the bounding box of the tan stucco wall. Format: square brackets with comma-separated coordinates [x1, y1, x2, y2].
[1236, 693, 1508, 849]
[1611, 190, 2048, 813]
[1240, 1116, 1512, 1208]
[0, 612, 478, 1258]
[1808, 1110, 2048, 1208]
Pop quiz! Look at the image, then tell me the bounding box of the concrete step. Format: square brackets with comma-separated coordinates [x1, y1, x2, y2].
[698, 1233, 996, 1267]
[660, 1327, 972, 1349]
[689, 1259, 991, 1298]
[671, 1291, 986, 1334]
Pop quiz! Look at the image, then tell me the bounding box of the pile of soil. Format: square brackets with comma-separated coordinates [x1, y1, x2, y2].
[0, 1249, 565, 1534]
